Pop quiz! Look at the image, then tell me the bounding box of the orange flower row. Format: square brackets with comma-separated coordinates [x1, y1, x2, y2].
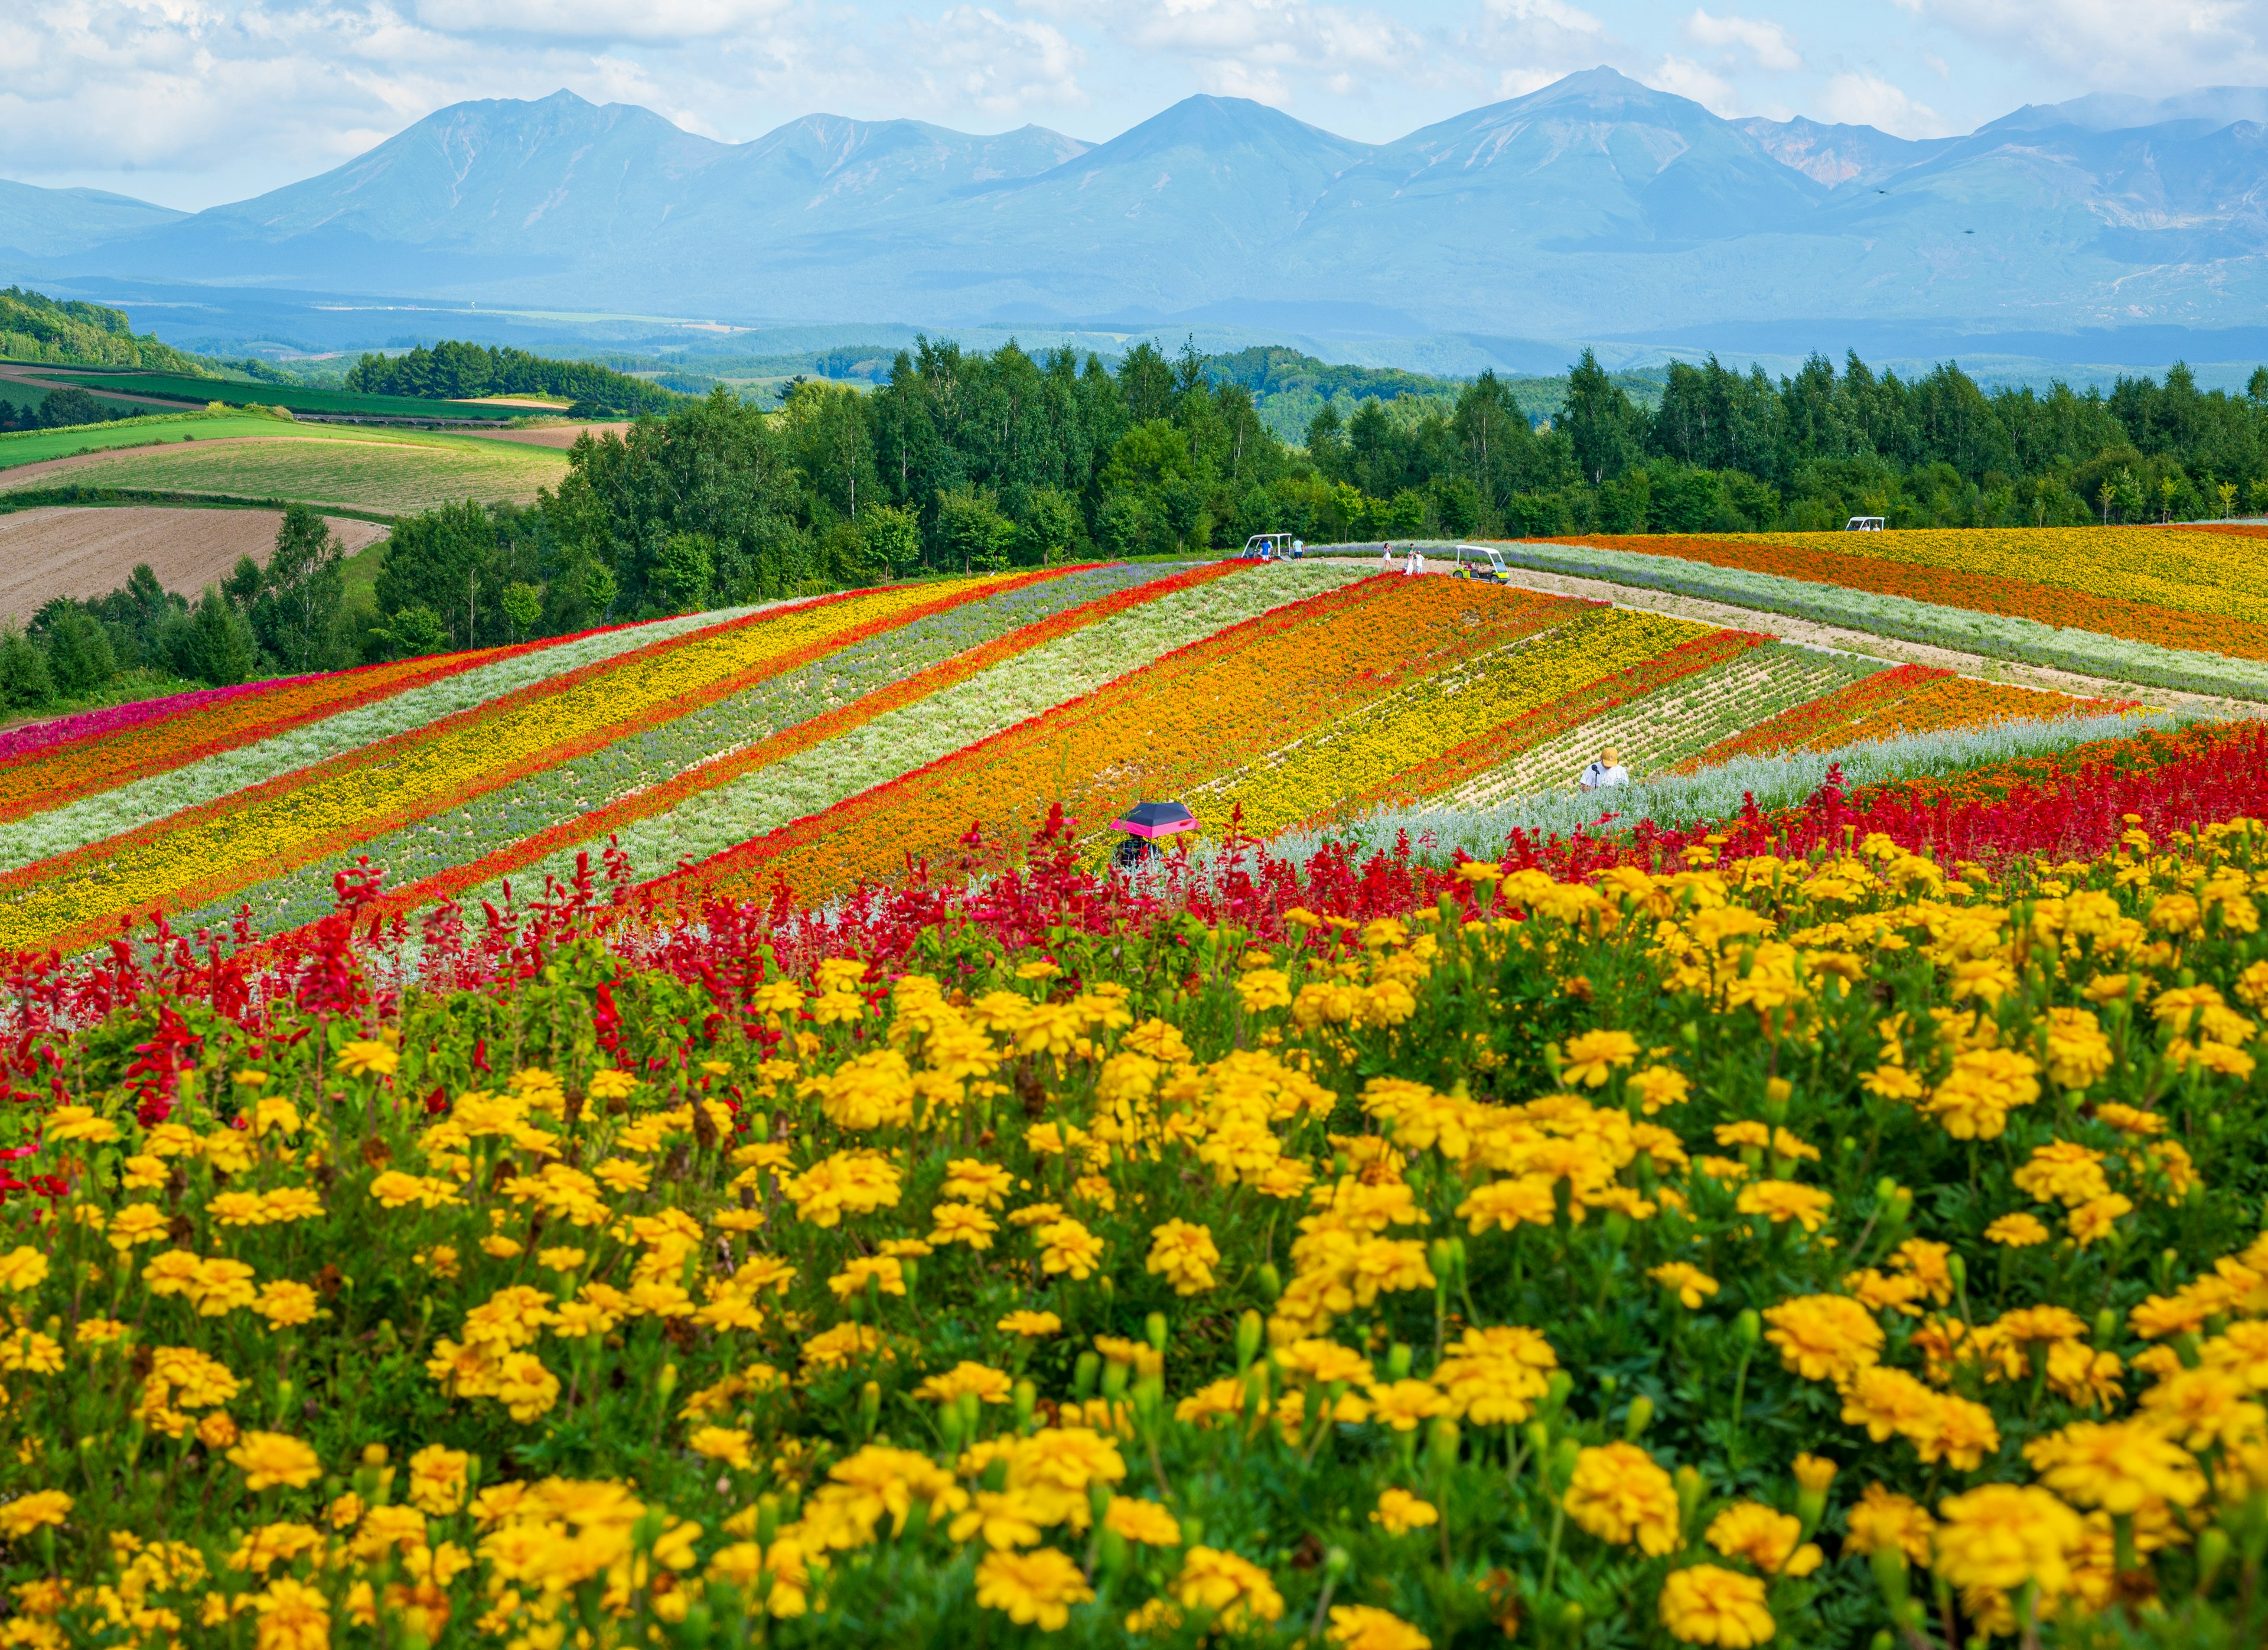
[1689, 664, 2135, 766]
[1552, 535, 2268, 662]
[672, 577, 1591, 907]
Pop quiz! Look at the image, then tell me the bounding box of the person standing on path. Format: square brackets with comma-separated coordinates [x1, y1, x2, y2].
[1579, 746, 1630, 790]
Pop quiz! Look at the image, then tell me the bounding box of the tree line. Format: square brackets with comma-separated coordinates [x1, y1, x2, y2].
[344, 343, 686, 418]
[21, 337, 2268, 701]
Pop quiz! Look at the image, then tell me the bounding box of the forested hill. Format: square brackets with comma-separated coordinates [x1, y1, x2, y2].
[1200, 346, 1665, 439]
[344, 342, 687, 415]
[0, 287, 204, 373]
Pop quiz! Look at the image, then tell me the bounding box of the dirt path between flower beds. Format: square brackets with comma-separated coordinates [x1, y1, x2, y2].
[1467, 566, 2267, 720]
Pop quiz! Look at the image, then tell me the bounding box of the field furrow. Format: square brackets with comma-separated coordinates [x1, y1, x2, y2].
[1446, 642, 1876, 808]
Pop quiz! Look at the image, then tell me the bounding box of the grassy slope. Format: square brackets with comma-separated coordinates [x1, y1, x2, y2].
[0, 422, 569, 513]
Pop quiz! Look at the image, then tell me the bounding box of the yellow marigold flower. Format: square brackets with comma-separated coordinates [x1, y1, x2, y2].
[0, 1246, 50, 1293]
[0, 1325, 59, 1379]
[1370, 1488, 1439, 1535]
[44, 1105, 119, 1144]
[0, 1491, 70, 1539]
[2012, 1141, 2110, 1208]
[335, 1040, 399, 1078]
[1456, 1176, 1557, 1235]
[2022, 1420, 2205, 1514]
[142, 1248, 204, 1297]
[952, 1490, 1048, 1551]
[689, 1427, 754, 1471]
[1843, 1483, 1934, 1566]
[1326, 1603, 1433, 1650]
[1862, 1064, 1925, 1100]
[914, 1362, 1015, 1405]
[1035, 1219, 1105, 1280]
[1736, 1180, 1834, 1233]
[929, 1202, 1000, 1250]
[586, 1069, 637, 1101]
[229, 1431, 321, 1491]
[2042, 1007, 2113, 1089]
[1236, 969, 1292, 1013]
[189, 1258, 259, 1317]
[406, 1445, 470, 1515]
[105, 1204, 169, 1252]
[1560, 1030, 1640, 1087]
[1146, 1220, 1221, 1296]
[494, 1352, 561, 1422]
[998, 1310, 1063, 1338]
[1715, 1121, 1771, 1150]
[1105, 1497, 1183, 1546]
[944, 1158, 1018, 1208]
[1366, 1379, 1451, 1432]
[250, 1576, 330, 1650]
[2067, 1195, 2133, 1247]
[1563, 1441, 1680, 1555]
[74, 1317, 125, 1346]
[1658, 1564, 1773, 1648]
[1932, 1483, 2084, 1596]
[2094, 1102, 2164, 1135]
[1649, 1262, 1720, 1309]
[827, 1255, 907, 1299]
[974, 1545, 1093, 1629]
[1984, 1213, 2050, 1248]
[250, 1282, 320, 1329]
[1171, 1545, 1283, 1632]
[1628, 1065, 1690, 1113]
[1706, 1501, 1821, 1576]
[1763, 1294, 1883, 1383]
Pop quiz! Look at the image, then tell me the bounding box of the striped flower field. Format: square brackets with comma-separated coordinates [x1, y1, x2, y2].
[0, 537, 2240, 955]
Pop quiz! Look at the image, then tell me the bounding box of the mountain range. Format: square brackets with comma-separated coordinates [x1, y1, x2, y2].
[15, 69, 2268, 350]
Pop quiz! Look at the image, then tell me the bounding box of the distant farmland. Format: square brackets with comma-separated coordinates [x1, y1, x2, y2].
[28, 368, 527, 422]
[0, 431, 569, 513]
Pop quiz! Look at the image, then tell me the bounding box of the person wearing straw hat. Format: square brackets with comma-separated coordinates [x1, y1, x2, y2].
[1579, 746, 1630, 791]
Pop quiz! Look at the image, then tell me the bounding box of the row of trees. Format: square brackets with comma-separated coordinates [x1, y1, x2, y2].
[1, 505, 360, 706]
[344, 343, 685, 417]
[0, 386, 134, 434]
[22, 339, 2268, 697]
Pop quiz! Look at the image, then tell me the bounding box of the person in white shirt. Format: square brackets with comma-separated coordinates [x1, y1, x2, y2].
[1579, 746, 1630, 790]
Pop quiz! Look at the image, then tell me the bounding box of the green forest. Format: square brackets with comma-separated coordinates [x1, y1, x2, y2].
[0, 287, 201, 374]
[30, 336, 2268, 690]
[344, 342, 687, 416]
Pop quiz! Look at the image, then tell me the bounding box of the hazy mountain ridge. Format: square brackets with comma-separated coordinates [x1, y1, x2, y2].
[21, 71, 2268, 341]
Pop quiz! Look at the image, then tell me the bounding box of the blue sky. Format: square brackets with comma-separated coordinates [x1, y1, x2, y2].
[7, 0, 2268, 210]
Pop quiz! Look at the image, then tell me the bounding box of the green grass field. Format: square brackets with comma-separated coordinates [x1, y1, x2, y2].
[0, 424, 569, 513]
[35, 369, 524, 422]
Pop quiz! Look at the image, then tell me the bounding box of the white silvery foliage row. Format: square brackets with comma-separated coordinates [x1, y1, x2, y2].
[0, 602, 788, 876]
[1218, 711, 2187, 866]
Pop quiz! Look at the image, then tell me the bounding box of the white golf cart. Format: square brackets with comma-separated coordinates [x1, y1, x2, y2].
[1448, 543, 1514, 583]
[1237, 532, 1302, 561]
[1845, 516, 1886, 532]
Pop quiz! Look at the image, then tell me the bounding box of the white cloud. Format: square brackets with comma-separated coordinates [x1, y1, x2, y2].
[905, 7, 1087, 118]
[1821, 69, 1951, 136]
[1647, 54, 1740, 113]
[1886, 0, 2268, 90]
[1684, 8, 1801, 71]
[416, 0, 794, 39]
